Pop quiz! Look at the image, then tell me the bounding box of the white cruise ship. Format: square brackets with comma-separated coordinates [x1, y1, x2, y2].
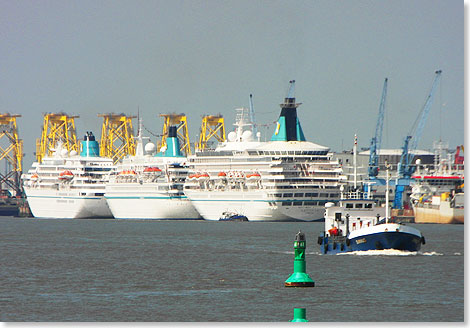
[22, 132, 115, 219]
[184, 81, 346, 221]
[104, 124, 201, 220]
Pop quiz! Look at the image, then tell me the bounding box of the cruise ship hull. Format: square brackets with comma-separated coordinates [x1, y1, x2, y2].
[24, 188, 113, 219]
[185, 190, 324, 222]
[106, 184, 201, 220]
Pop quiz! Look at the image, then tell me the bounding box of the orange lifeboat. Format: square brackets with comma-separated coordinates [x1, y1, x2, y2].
[198, 173, 210, 180]
[58, 170, 74, 180]
[144, 167, 162, 173]
[218, 172, 227, 177]
[31, 173, 39, 181]
[246, 172, 261, 179]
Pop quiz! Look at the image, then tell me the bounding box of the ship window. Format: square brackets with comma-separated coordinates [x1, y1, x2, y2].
[320, 193, 328, 198]
[94, 193, 104, 196]
[305, 193, 312, 197]
[318, 200, 327, 205]
[364, 203, 373, 208]
[312, 193, 318, 197]
[355, 204, 363, 209]
[294, 193, 304, 197]
[282, 202, 292, 206]
[330, 193, 339, 198]
[293, 201, 303, 206]
[304, 201, 316, 206]
[346, 203, 353, 209]
[283, 193, 293, 198]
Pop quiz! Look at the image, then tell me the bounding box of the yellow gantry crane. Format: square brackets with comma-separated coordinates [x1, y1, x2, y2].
[0, 114, 23, 196]
[160, 113, 191, 156]
[36, 113, 79, 163]
[99, 113, 136, 163]
[196, 114, 226, 151]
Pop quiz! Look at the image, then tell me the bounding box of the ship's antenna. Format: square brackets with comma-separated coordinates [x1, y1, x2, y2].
[287, 80, 296, 98]
[249, 94, 257, 135]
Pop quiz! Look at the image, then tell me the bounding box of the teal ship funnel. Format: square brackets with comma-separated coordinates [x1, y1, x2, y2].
[271, 80, 306, 142]
[156, 126, 184, 157]
[80, 132, 100, 157]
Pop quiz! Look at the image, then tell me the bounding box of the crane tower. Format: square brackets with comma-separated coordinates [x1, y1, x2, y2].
[0, 114, 23, 196]
[36, 113, 79, 163]
[196, 114, 226, 151]
[99, 113, 136, 163]
[160, 114, 191, 156]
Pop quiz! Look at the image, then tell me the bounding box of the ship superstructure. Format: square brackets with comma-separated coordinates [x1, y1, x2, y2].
[22, 132, 115, 219]
[104, 124, 201, 219]
[184, 81, 345, 221]
[410, 144, 464, 224]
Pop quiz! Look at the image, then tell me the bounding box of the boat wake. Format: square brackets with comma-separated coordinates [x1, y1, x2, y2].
[335, 249, 444, 256]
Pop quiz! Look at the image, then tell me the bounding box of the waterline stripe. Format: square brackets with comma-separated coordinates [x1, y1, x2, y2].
[105, 196, 187, 200]
[26, 195, 101, 200]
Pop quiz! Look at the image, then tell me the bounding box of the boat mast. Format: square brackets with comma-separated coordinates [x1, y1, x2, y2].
[385, 161, 390, 223]
[353, 134, 358, 189]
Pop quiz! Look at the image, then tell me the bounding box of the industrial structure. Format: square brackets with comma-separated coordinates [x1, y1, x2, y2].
[394, 70, 442, 208]
[99, 113, 136, 163]
[196, 114, 226, 151]
[36, 113, 79, 163]
[159, 114, 191, 156]
[0, 114, 23, 196]
[368, 78, 388, 181]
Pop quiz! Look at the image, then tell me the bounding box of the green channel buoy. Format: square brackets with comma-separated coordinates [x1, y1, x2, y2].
[291, 308, 308, 322]
[285, 230, 315, 287]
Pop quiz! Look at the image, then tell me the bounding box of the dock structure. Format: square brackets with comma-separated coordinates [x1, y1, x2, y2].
[36, 113, 79, 163]
[159, 113, 191, 156]
[0, 114, 23, 196]
[196, 114, 225, 151]
[99, 113, 136, 164]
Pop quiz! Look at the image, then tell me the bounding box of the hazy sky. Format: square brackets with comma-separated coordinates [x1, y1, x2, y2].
[1, 0, 463, 168]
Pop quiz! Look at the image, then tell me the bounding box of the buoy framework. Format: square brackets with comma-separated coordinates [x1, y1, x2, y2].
[285, 230, 315, 287]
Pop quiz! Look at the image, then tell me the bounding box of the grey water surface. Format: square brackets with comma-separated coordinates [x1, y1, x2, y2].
[0, 217, 463, 322]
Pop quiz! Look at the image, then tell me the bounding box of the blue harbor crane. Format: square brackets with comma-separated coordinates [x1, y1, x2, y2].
[393, 70, 442, 209]
[368, 78, 388, 180]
